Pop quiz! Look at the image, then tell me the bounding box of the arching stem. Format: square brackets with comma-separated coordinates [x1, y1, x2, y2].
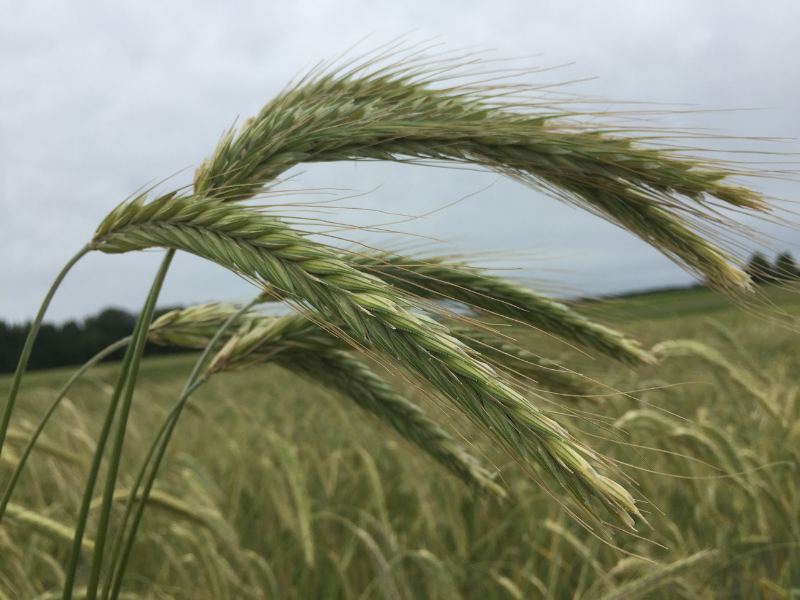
[0, 336, 131, 522]
[63, 249, 174, 600]
[0, 244, 90, 461]
[103, 297, 258, 600]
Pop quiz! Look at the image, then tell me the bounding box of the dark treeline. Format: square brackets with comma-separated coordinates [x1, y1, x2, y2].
[0, 307, 191, 374]
[746, 251, 800, 284]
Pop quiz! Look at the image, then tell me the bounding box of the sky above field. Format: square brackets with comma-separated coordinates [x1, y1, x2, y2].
[2, 1, 800, 323]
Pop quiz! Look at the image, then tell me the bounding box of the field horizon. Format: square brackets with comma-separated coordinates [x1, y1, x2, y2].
[2, 283, 799, 598]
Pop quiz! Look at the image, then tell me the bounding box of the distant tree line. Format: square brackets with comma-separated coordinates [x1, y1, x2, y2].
[0, 307, 191, 374]
[746, 251, 800, 284]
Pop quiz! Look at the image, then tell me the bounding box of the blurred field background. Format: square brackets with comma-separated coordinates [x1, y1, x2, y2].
[2, 284, 799, 599]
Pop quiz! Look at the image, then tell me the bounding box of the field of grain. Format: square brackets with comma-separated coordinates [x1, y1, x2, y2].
[2, 284, 799, 599]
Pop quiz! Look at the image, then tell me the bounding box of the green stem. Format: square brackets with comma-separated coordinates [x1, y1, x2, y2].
[62, 249, 174, 600]
[0, 245, 90, 461]
[84, 250, 176, 600]
[103, 298, 257, 600]
[100, 385, 197, 600]
[0, 336, 132, 523]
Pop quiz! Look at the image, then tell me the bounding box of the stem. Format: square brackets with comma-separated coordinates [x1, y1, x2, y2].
[63, 249, 174, 600]
[103, 298, 257, 600]
[0, 245, 90, 461]
[0, 336, 132, 523]
[101, 385, 197, 600]
[84, 250, 176, 600]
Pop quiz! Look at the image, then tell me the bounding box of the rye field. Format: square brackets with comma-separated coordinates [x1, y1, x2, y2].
[2, 284, 798, 599]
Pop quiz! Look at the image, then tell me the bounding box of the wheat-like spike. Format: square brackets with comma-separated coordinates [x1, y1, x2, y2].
[151, 304, 594, 399]
[259, 249, 648, 365]
[446, 324, 596, 399]
[652, 340, 780, 420]
[89, 489, 215, 528]
[148, 302, 255, 348]
[152, 306, 503, 495]
[5, 429, 84, 465]
[193, 60, 762, 289]
[93, 193, 643, 529]
[208, 322, 505, 496]
[284, 351, 508, 497]
[180, 244, 647, 368]
[348, 252, 649, 365]
[596, 549, 719, 600]
[4, 503, 95, 551]
[202, 312, 342, 375]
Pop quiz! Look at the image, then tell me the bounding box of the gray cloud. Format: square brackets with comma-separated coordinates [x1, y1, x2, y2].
[2, 0, 798, 322]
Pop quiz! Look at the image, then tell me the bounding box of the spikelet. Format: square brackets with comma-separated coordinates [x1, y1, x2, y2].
[339, 251, 649, 365]
[446, 324, 598, 400]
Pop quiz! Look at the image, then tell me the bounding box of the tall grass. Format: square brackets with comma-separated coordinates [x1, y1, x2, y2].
[1, 46, 796, 598]
[2, 288, 799, 597]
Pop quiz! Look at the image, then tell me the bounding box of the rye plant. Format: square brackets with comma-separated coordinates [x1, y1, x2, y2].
[0, 47, 777, 598]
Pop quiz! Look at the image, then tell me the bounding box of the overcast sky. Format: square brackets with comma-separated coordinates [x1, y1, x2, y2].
[2, 1, 799, 323]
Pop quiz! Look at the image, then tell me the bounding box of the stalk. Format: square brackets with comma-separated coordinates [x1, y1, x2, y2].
[347, 252, 649, 365]
[0, 336, 131, 522]
[62, 249, 174, 600]
[0, 245, 90, 460]
[192, 61, 761, 290]
[91, 194, 645, 529]
[151, 304, 595, 399]
[101, 299, 257, 600]
[149, 305, 507, 494]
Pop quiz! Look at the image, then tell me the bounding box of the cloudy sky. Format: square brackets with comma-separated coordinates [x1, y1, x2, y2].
[2, 1, 799, 323]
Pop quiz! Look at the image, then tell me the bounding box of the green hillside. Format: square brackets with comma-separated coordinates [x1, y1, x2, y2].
[2, 284, 799, 598]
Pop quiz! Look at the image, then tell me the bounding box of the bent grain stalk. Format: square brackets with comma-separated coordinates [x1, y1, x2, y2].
[0, 337, 131, 523]
[0, 245, 90, 462]
[202, 314, 505, 495]
[596, 549, 720, 600]
[192, 57, 763, 290]
[151, 302, 596, 399]
[346, 251, 650, 365]
[100, 299, 256, 600]
[90, 193, 644, 529]
[63, 250, 174, 600]
[4, 504, 95, 552]
[652, 340, 781, 421]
